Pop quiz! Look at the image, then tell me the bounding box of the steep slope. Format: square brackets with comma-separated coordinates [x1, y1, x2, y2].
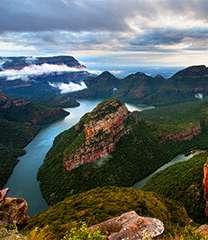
[143, 152, 208, 223]
[38, 99, 173, 204]
[26, 187, 190, 239]
[0, 93, 69, 188]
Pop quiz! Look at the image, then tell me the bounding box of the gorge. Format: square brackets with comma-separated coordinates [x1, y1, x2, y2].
[5, 99, 147, 215]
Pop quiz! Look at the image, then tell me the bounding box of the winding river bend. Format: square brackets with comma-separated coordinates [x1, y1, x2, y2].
[5, 99, 148, 216]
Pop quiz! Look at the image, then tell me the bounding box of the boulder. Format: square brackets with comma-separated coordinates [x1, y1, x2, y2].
[196, 224, 208, 237]
[90, 211, 164, 240]
[0, 188, 29, 225]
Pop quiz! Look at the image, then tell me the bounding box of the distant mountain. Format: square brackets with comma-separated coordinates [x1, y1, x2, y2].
[0, 92, 69, 188]
[171, 65, 208, 79]
[70, 65, 208, 105]
[0, 56, 92, 101]
[0, 56, 84, 70]
[1, 57, 208, 106]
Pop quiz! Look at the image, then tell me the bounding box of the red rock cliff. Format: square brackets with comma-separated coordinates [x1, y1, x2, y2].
[64, 99, 129, 171]
[203, 162, 208, 217]
[162, 125, 201, 142]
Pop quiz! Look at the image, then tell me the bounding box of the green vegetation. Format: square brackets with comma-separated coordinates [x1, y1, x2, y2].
[62, 224, 106, 240]
[0, 96, 68, 187]
[141, 100, 207, 134]
[26, 187, 190, 239]
[38, 99, 208, 205]
[38, 112, 171, 204]
[143, 152, 208, 222]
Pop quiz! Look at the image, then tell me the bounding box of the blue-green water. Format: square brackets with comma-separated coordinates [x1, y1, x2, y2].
[5, 99, 146, 216]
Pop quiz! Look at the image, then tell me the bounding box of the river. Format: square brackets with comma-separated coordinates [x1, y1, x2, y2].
[5, 99, 149, 216]
[133, 150, 204, 188]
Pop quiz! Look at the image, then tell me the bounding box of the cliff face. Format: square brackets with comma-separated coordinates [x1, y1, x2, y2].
[162, 125, 201, 142]
[64, 99, 129, 171]
[203, 162, 208, 217]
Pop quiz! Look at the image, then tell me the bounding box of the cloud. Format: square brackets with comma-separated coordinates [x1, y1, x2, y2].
[0, 63, 86, 80]
[129, 27, 208, 49]
[0, 0, 207, 65]
[0, 0, 139, 32]
[49, 81, 87, 93]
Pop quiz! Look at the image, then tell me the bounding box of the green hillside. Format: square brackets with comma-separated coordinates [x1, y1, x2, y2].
[26, 187, 190, 240]
[144, 152, 208, 222]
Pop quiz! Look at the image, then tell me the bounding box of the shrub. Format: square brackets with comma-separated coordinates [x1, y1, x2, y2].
[62, 224, 106, 240]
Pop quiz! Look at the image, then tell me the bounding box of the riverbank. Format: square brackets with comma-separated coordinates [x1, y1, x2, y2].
[5, 100, 148, 215]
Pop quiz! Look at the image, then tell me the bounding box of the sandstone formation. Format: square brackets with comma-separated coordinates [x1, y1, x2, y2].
[162, 125, 201, 142]
[203, 162, 208, 217]
[90, 211, 164, 240]
[64, 99, 129, 171]
[0, 188, 29, 225]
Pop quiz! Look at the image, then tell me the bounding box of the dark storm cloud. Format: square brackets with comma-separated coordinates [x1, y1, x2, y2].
[0, 0, 139, 32]
[0, 0, 207, 33]
[0, 0, 207, 65]
[130, 28, 208, 47]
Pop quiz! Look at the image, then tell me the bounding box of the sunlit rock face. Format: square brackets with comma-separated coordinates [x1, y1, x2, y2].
[64, 99, 129, 171]
[203, 162, 208, 217]
[0, 188, 29, 225]
[90, 211, 164, 240]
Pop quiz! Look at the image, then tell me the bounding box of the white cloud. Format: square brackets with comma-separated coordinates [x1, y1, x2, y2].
[0, 63, 86, 80]
[49, 81, 87, 94]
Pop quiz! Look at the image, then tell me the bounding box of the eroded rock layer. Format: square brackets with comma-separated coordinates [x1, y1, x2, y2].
[162, 125, 201, 142]
[64, 99, 129, 171]
[203, 162, 208, 217]
[0, 188, 29, 225]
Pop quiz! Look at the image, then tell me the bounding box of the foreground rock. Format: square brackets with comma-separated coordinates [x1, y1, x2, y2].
[90, 211, 164, 240]
[196, 224, 208, 237]
[0, 188, 29, 225]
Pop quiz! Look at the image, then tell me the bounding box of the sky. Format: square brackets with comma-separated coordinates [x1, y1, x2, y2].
[0, 0, 207, 67]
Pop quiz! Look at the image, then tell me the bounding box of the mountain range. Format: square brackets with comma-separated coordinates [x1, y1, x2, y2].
[0, 56, 208, 106]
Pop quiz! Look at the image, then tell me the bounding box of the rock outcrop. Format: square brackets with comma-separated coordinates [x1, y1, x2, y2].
[90, 211, 164, 240]
[196, 224, 208, 237]
[64, 99, 129, 171]
[203, 162, 208, 217]
[162, 125, 201, 142]
[0, 188, 29, 225]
